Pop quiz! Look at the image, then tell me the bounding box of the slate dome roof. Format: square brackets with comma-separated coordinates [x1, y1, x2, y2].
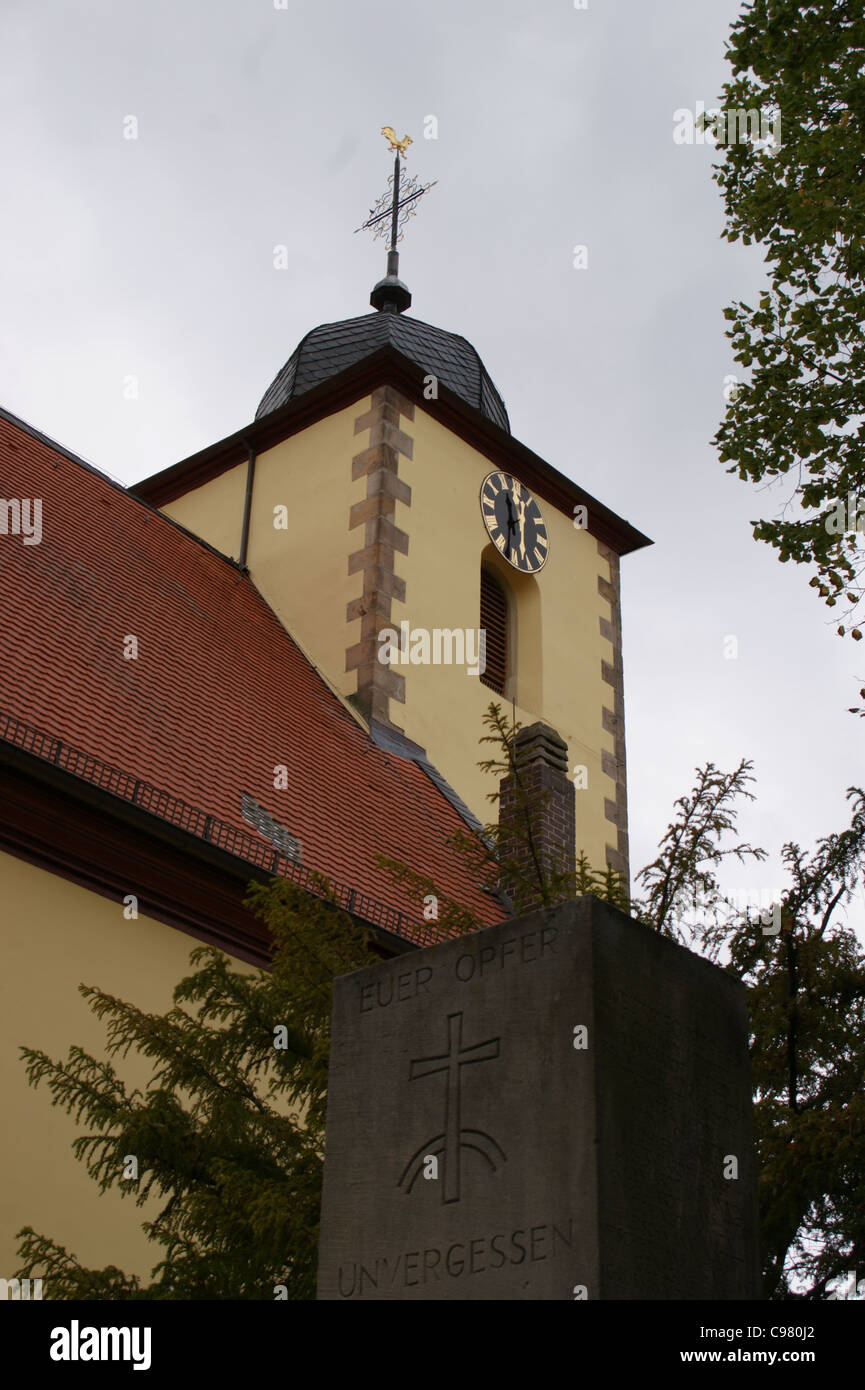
[255, 311, 510, 433]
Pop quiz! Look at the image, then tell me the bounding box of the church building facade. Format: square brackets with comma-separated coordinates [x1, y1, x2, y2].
[0, 246, 649, 1282]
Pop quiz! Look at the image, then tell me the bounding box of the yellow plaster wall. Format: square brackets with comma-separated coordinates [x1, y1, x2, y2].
[392, 408, 616, 873]
[162, 403, 368, 708]
[160, 394, 617, 873]
[0, 852, 252, 1284]
[162, 458, 248, 561]
[245, 402, 369, 699]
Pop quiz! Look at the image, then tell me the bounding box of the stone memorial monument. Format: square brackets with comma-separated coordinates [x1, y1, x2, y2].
[317, 895, 760, 1300]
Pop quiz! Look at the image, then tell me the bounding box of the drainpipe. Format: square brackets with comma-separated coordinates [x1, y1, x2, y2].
[239, 442, 256, 570]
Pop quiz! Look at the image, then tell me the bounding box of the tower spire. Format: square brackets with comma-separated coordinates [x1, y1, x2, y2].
[355, 127, 436, 313]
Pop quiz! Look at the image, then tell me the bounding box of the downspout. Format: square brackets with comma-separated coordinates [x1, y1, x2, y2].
[239, 442, 256, 570]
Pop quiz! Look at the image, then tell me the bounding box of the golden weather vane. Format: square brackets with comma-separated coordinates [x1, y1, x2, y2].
[381, 126, 413, 159]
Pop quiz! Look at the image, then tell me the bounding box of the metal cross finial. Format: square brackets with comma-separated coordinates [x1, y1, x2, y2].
[355, 127, 437, 250]
[357, 127, 436, 312]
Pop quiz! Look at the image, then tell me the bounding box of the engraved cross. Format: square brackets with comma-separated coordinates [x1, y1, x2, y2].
[409, 1011, 499, 1203]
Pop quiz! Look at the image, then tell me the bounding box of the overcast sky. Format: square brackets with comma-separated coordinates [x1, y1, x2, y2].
[1, 0, 862, 935]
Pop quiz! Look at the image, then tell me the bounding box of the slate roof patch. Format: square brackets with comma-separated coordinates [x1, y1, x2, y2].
[256, 312, 510, 433]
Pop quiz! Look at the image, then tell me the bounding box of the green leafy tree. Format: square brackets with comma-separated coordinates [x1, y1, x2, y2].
[710, 0, 865, 645]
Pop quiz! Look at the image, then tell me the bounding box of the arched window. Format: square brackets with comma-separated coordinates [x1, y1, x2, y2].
[480, 566, 508, 694]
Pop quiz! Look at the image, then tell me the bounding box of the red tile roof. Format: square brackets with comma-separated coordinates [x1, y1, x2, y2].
[0, 407, 506, 940]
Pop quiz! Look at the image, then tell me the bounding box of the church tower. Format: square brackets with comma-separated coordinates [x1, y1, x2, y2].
[135, 132, 650, 885]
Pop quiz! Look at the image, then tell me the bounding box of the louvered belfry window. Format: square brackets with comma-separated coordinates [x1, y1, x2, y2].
[480, 567, 508, 694]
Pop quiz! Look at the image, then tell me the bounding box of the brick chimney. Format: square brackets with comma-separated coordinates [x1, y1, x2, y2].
[498, 722, 576, 912]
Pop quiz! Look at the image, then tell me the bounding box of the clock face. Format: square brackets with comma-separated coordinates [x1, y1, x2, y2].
[480, 472, 549, 573]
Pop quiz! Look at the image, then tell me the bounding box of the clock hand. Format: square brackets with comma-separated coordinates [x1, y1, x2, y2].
[504, 493, 518, 558]
[514, 496, 527, 561]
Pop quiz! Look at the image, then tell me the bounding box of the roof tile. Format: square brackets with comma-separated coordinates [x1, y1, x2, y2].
[0, 409, 506, 940]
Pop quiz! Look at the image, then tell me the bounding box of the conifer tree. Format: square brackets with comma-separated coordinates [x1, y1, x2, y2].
[630, 767, 865, 1299]
[377, 702, 629, 922]
[14, 877, 379, 1299]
